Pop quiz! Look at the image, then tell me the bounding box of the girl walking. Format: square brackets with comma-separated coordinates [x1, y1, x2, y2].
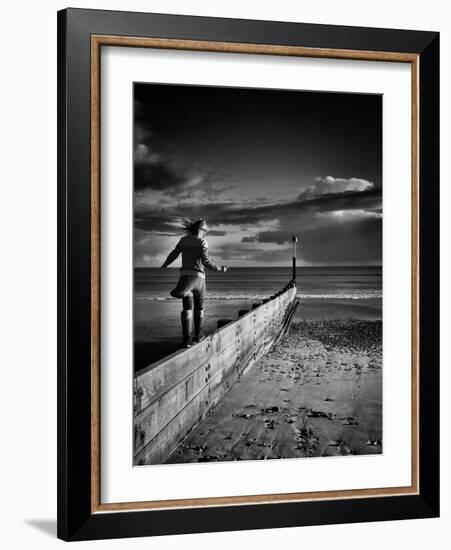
[161, 219, 228, 347]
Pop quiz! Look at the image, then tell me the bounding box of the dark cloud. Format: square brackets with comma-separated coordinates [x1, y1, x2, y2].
[134, 115, 197, 194]
[294, 188, 381, 214]
[237, 215, 382, 264]
[135, 187, 381, 235]
[133, 145, 234, 199]
[298, 217, 382, 264]
[134, 148, 188, 193]
[134, 208, 181, 234]
[134, 206, 228, 237]
[205, 230, 228, 236]
[134, 121, 235, 199]
[241, 236, 257, 243]
[251, 231, 290, 245]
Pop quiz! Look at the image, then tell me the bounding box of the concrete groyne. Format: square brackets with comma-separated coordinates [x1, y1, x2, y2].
[133, 281, 299, 465]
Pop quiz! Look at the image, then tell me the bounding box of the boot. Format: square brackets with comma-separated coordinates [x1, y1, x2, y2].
[193, 310, 205, 343]
[181, 310, 193, 347]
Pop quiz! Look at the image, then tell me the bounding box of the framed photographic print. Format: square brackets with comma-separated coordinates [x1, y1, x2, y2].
[57, 8, 439, 541]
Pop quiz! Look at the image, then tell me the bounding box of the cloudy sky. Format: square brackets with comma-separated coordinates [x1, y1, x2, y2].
[134, 83, 382, 267]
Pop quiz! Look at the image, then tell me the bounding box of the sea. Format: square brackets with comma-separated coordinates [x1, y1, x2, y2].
[134, 266, 382, 371]
[135, 266, 382, 302]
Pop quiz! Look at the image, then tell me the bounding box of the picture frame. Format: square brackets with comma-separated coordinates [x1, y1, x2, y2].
[57, 7, 439, 541]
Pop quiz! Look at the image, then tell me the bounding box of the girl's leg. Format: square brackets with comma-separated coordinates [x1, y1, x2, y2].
[182, 294, 193, 310]
[170, 277, 196, 347]
[192, 278, 206, 342]
[180, 309, 193, 347]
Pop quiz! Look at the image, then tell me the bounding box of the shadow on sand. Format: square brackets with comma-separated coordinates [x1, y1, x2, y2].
[134, 340, 181, 373]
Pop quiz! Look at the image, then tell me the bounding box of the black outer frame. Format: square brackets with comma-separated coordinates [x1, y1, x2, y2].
[57, 8, 439, 542]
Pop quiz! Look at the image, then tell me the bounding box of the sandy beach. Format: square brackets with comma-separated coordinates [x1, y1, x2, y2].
[167, 319, 382, 463]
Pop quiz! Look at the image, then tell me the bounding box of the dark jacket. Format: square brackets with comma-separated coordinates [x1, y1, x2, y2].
[162, 235, 221, 278]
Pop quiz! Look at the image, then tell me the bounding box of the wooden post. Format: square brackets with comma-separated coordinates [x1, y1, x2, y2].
[292, 235, 298, 282]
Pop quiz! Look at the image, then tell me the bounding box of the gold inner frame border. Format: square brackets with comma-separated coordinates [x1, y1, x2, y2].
[90, 34, 420, 514]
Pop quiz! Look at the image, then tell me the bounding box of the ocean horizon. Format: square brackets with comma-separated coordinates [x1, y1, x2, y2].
[135, 265, 382, 301]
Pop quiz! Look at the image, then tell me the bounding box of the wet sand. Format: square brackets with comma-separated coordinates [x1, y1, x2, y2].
[167, 320, 382, 463]
[134, 299, 252, 371]
[134, 297, 382, 371]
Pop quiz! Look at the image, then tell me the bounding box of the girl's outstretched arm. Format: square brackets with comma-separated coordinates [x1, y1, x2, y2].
[200, 240, 227, 272]
[161, 240, 181, 268]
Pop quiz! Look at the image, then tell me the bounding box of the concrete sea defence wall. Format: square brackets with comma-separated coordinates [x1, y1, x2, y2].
[133, 282, 298, 465]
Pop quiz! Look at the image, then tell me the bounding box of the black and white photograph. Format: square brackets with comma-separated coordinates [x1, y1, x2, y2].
[133, 82, 383, 466]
